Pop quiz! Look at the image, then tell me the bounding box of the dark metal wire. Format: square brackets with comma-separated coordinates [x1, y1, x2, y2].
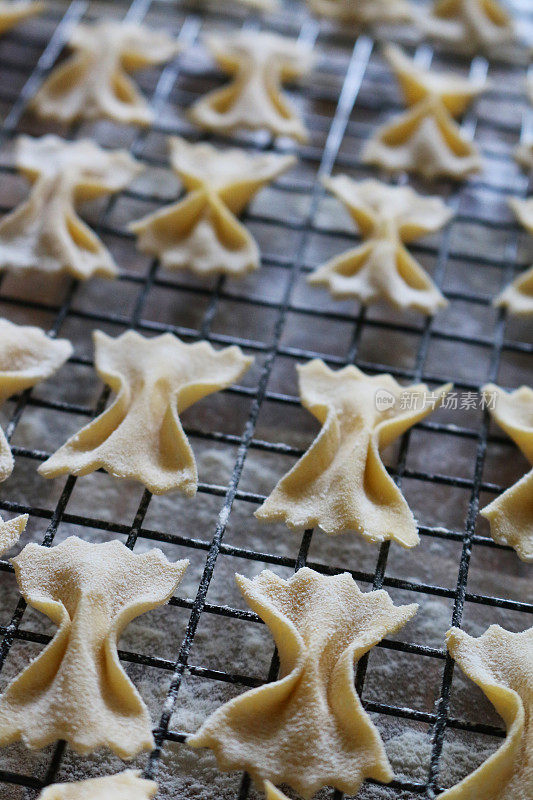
[0, 0, 530, 797]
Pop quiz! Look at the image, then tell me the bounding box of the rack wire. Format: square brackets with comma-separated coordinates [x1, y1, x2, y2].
[0, 0, 531, 797]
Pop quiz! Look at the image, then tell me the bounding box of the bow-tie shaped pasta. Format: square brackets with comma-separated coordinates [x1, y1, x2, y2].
[0, 135, 141, 279]
[0, 317, 72, 481]
[0, 537, 188, 757]
[437, 625, 533, 799]
[131, 137, 295, 276]
[189, 31, 314, 142]
[515, 77, 533, 171]
[0, 512, 26, 557]
[255, 359, 451, 547]
[363, 45, 485, 180]
[494, 198, 533, 316]
[38, 770, 158, 799]
[32, 21, 180, 125]
[515, 142, 533, 172]
[309, 176, 452, 313]
[480, 384, 533, 561]
[308, 0, 413, 26]
[233, 0, 280, 7]
[423, 0, 516, 55]
[189, 568, 418, 798]
[39, 329, 253, 494]
[264, 782, 288, 800]
[0, 0, 41, 33]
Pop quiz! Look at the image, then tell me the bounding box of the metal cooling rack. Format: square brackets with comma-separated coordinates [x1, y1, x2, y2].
[0, 0, 531, 797]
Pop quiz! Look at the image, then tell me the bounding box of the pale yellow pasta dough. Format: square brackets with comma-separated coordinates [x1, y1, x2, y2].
[480, 383, 533, 561]
[515, 77, 533, 172]
[0, 317, 72, 481]
[38, 770, 158, 800]
[307, 0, 413, 26]
[39, 329, 253, 495]
[0, 536, 188, 757]
[0, 135, 141, 279]
[189, 31, 314, 142]
[255, 359, 451, 546]
[32, 21, 180, 125]
[437, 625, 532, 799]
[0, 0, 41, 34]
[230, 0, 280, 8]
[515, 142, 533, 172]
[494, 198, 533, 316]
[131, 136, 295, 276]
[188, 567, 418, 798]
[0, 513, 26, 555]
[423, 0, 516, 54]
[308, 175, 451, 313]
[362, 45, 484, 180]
[264, 781, 289, 800]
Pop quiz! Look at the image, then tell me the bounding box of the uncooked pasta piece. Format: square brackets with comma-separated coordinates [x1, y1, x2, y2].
[131, 137, 295, 276]
[264, 782, 289, 800]
[0, 513, 26, 555]
[0, 536, 188, 757]
[230, 0, 280, 8]
[437, 625, 532, 799]
[255, 359, 450, 546]
[39, 330, 253, 494]
[308, 0, 413, 26]
[32, 21, 180, 125]
[0, 135, 141, 279]
[0, 0, 41, 34]
[309, 176, 451, 313]
[515, 142, 533, 172]
[509, 197, 533, 232]
[0, 317, 72, 481]
[362, 45, 484, 180]
[480, 383, 533, 561]
[189, 567, 418, 798]
[38, 770, 158, 799]
[515, 77, 533, 171]
[494, 198, 533, 316]
[189, 31, 314, 142]
[423, 0, 516, 54]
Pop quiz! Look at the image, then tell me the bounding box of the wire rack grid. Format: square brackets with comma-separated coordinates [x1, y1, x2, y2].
[0, 0, 531, 798]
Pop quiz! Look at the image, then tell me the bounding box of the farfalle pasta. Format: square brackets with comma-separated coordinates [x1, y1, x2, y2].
[0, 135, 141, 279]
[309, 176, 451, 313]
[255, 359, 450, 547]
[0, 0, 41, 34]
[515, 77, 533, 172]
[264, 782, 289, 800]
[32, 21, 180, 125]
[423, 0, 516, 54]
[131, 137, 295, 276]
[38, 771, 158, 800]
[437, 625, 532, 799]
[362, 45, 484, 180]
[0, 513, 26, 556]
[232, 0, 280, 7]
[189, 31, 314, 142]
[308, 0, 413, 26]
[189, 567, 418, 798]
[494, 198, 533, 316]
[39, 330, 253, 494]
[0, 317, 72, 481]
[480, 383, 533, 562]
[0, 536, 188, 757]
[515, 142, 533, 172]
